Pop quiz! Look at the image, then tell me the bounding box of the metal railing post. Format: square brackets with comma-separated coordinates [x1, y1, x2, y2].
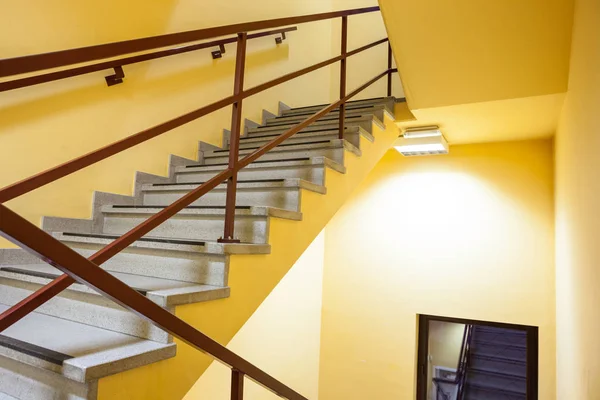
[231, 369, 245, 400]
[220, 32, 247, 243]
[387, 42, 393, 96]
[338, 16, 348, 139]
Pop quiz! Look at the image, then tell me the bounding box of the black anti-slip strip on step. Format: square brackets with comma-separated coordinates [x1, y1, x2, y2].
[0, 334, 73, 365]
[211, 139, 332, 153]
[0, 267, 150, 296]
[260, 114, 364, 129]
[61, 232, 207, 246]
[242, 126, 352, 140]
[112, 205, 252, 210]
[277, 104, 381, 119]
[289, 97, 384, 111]
[151, 179, 285, 187]
[468, 368, 526, 379]
[185, 157, 310, 168]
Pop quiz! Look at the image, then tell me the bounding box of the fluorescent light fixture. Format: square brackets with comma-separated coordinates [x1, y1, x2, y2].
[394, 126, 449, 156]
[402, 125, 443, 139]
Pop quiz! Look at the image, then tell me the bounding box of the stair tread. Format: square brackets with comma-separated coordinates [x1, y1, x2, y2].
[471, 353, 527, 364]
[466, 382, 526, 395]
[270, 105, 385, 124]
[211, 139, 334, 153]
[54, 232, 271, 255]
[0, 263, 225, 294]
[249, 114, 377, 132]
[468, 367, 526, 379]
[179, 156, 345, 174]
[472, 338, 527, 348]
[0, 303, 175, 379]
[241, 126, 360, 140]
[204, 140, 345, 156]
[284, 96, 389, 112]
[142, 177, 326, 194]
[102, 204, 303, 221]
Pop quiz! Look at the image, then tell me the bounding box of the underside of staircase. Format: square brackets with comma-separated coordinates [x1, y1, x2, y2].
[0, 97, 403, 400]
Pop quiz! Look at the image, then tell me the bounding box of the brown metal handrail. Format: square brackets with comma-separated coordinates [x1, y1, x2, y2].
[0, 27, 297, 93]
[0, 6, 396, 400]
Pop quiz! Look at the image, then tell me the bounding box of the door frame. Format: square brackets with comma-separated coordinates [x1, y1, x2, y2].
[416, 314, 538, 400]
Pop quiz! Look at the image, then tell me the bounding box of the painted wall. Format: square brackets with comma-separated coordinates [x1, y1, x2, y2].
[427, 321, 465, 399]
[0, 0, 347, 248]
[319, 140, 556, 399]
[555, 0, 600, 397]
[182, 231, 325, 400]
[378, 0, 572, 145]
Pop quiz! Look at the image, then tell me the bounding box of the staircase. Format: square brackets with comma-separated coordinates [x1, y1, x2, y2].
[0, 97, 402, 399]
[464, 326, 528, 400]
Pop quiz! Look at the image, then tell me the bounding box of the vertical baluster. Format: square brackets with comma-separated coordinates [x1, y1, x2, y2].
[231, 369, 245, 400]
[220, 32, 247, 243]
[338, 16, 348, 140]
[387, 42, 393, 97]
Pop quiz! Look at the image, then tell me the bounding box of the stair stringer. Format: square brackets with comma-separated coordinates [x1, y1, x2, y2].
[95, 111, 402, 400]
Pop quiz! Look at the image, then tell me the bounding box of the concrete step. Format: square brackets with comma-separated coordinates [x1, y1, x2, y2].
[247, 115, 382, 137]
[202, 140, 359, 165]
[175, 157, 345, 186]
[233, 129, 371, 152]
[266, 105, 386, 127]
[0, 264, 227, 343]
[470, 341, 527, 362]
[141, 178, 326, 212]
[281, 96, 394, 116]
[464, 383, 526, 400]
[466, 368, 526, 395]
[0, 304, 176, 384]
[101, 206, 302, 244]
[54, 232, 269, 286]
[469, 354, 527, 377]
[0, 356, 96, 400]
[472, 327, 527, 347]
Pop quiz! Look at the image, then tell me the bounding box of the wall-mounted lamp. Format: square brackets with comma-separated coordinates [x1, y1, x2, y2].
[394, 126, 449, 156]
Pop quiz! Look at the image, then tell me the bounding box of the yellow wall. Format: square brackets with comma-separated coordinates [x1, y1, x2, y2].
[183, 231, 325, 400]
[0, 0, 343, 248]
[427, 321, 465, 399]
[319, 140, 556, 399]
[555, 0, 600, 397]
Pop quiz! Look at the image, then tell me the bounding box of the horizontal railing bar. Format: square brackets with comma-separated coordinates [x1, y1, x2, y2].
[0, 7, 380, 78]
[0, 27, 298, 93]
[0, 204, 308, 400]
[238, 68, 392, 169]
[0, 38, 389, 204]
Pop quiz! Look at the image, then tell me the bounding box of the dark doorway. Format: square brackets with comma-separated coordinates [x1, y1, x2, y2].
[416, 314, 538, 400]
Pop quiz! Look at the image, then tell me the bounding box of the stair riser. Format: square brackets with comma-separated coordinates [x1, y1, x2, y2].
[232, 131, 361, 150]
[473, 331, 527, 347]
[465, 385, 525, 400]
[203, 147, 344, 165]
[248, 119, 373, 136]
[142, 188, 300, 211]
[467, 371, 526, 393]
[103, 215, 269, 244]
[0, 281, 169, 343]
[176, 165, 325, 186]
[66, 242, 228, 286]
[0, 356, 96, 400]
[469, 357, 527, 376]
[268, 109, 384, 127]
[471, 343, 527, 361]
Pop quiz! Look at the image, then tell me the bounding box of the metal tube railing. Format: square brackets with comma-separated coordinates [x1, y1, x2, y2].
[0, 7, 397, 399]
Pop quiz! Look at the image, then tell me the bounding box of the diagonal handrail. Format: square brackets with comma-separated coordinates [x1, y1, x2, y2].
[0, 38, 389, 204]
[0, 203, 308, 400]
[0, 7, 379, 78]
